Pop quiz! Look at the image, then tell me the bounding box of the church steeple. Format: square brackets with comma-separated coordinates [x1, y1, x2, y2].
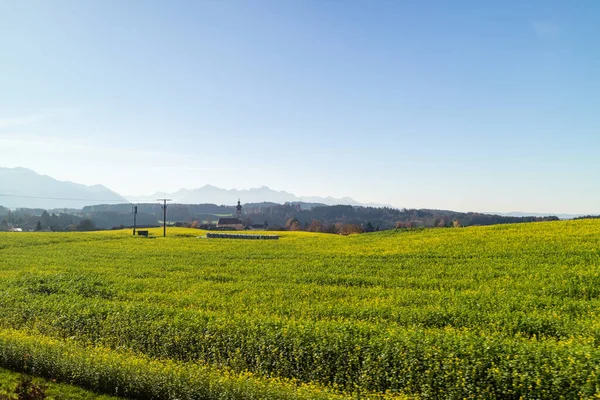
[236, 199, 242, 219]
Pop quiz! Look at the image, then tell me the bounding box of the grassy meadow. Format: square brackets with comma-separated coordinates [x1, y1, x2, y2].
[0, 220, 600, 398]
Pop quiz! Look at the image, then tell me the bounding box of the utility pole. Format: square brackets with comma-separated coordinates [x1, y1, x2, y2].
[157, 199, 172, 237]
[132, 205, 138, 235]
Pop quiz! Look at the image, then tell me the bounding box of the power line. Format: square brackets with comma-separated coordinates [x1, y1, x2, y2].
[0, 193, 128, 203]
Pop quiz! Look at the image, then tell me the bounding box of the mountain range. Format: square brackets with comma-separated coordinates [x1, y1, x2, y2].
[0, 167, 380, 209]
[0, 167, 587, 219]
[0, 167, 127, 209]
[125, 185, 381, 207]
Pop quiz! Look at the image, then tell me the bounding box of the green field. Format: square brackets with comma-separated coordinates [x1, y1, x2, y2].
[1, 220, 600, 398]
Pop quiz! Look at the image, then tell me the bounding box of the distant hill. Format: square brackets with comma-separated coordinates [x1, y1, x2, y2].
[64, 203, 559, 232]
[0, 167, 128, 209]
[126, 185, 386, 207]
[490, 211, 584, 220]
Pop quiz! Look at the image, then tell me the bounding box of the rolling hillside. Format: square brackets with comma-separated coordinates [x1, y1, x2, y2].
[0, 220, 599, 398]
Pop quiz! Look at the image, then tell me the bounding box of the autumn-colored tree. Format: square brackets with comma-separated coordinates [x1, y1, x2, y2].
[285, 218, 301, 231]
[307, 220, 323, 232]
[333, 223, 363, 235]
[347, 224, 363, 234]
[322, 224, 337, 234]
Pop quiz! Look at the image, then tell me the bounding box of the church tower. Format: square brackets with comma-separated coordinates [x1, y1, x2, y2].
[236, 199, 242, 219]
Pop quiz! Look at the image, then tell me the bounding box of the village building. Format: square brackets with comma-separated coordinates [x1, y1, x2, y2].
[216, 217, 243, 230]
[216, 199, 244, 230]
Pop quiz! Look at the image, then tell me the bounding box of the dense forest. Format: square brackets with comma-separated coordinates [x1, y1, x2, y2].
[0, 202, 560, 233]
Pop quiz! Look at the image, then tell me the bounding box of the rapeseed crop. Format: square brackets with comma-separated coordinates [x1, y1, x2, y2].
[0, 220, 599, 398]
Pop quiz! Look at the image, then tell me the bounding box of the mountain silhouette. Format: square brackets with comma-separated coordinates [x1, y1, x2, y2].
[0, 167, 384, 209]
[0, 167, 127, 209]
[126, 185, 374, 206]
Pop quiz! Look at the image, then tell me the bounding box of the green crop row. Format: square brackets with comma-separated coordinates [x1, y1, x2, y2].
[0, 328, 378, 400]
[2, 294, 600, 397]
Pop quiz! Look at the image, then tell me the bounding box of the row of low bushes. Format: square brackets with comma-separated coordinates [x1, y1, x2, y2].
[3, 297, 600, 398]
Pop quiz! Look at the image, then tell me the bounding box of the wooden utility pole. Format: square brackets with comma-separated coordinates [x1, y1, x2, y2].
[132, 205, 138, 235]
[157, 199, 172, 237]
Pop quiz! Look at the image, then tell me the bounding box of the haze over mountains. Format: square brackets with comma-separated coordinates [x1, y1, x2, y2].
[0, 167, 127, 209]
[0, 167, 378, 209]
[126, 186, 380, 208]
[0, 167, 586, 219]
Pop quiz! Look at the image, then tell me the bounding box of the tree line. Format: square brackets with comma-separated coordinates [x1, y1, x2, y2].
[0, 203, 560, 233]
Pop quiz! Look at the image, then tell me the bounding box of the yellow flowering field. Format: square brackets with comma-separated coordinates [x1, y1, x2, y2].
[0, 220, 600, 398]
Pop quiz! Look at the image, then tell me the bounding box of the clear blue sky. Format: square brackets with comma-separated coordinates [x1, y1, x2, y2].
[1, 0, 598, 213]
